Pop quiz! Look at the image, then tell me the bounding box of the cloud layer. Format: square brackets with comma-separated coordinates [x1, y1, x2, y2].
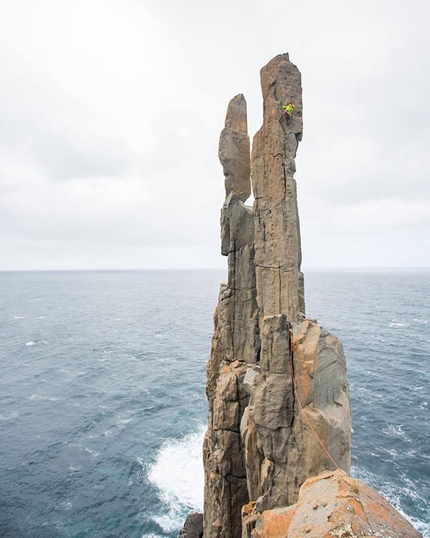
[1, 0, 429, 269]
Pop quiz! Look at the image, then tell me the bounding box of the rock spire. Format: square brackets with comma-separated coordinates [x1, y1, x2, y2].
[201, 54, 421, 538]
[203, 53, 352, 538]
[201, 52, 422, 538]
[252, 54, 305, 321]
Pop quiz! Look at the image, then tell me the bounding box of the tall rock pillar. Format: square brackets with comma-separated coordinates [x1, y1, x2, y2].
[252, 54, 305, 321]
[242, 53, 351, 516]
[203, 56, 351, 538]
[203, 94, 259, 538]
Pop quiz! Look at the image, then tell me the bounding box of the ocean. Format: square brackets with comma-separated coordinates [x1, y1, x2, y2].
[0, 269, 428, 537]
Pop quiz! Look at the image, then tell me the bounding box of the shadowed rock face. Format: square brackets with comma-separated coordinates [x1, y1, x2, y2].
[179, 512, 203, 538]
[219, 94, 251, 203]
[203, 55, 351, 538]
[203, 93, 257, 538]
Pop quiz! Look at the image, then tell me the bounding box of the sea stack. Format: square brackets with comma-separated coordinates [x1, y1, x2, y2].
[201, 54, 422, 538]
[203, 54, 351, 537]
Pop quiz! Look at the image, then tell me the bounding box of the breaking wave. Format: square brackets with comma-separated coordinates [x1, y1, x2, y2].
[148, 426, 205, 532]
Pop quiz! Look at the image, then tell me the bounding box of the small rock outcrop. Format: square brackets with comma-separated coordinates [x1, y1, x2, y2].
[244, 470, 422, 538]
[179, 512, 203, 538]
[203, 54, 351, 538]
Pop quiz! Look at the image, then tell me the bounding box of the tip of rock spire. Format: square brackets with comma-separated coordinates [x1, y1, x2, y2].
[224, 94, 248, 133]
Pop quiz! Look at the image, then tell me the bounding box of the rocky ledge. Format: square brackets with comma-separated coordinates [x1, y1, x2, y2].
[243, 470, 422, 538]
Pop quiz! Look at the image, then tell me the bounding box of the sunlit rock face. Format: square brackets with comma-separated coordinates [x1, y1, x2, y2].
[252, 54, 304, 322]
[203, 55, 351, 538]
[243, 470, 423, 538]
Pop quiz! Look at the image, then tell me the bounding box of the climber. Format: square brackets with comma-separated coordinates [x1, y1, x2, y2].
[279, 101, 295, 123]
[283, 102, 295, 116]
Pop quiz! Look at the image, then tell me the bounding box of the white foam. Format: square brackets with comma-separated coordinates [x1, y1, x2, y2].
[382, 423, 412, 442]
[25, 341, 37, 346]
[148, 425, 205, 531]
[60, 501, 73, 511]
[389, 321, 409, 328]
[117, 416, 132, 425]
[84, 447, 100, 458]
[29, 394, 60, 402]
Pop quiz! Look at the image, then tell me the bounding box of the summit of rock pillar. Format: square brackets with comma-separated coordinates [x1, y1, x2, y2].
[252, 54, 304, 321]
[223, 93, 248, 133]
[219, 94, 251, 202]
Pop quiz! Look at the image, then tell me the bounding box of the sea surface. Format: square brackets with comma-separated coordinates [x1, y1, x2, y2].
[0, 269, 428, 537]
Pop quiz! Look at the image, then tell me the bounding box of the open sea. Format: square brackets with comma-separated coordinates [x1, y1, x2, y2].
[0, 269, 429, 537]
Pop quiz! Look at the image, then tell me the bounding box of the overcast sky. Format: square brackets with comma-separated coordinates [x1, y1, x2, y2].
[1, 0, 429, 270]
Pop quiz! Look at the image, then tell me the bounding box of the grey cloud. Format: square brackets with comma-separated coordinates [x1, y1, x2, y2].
[1, 0, 430, 270]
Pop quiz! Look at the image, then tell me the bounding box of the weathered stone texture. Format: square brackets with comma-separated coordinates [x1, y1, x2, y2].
[204, 94, 257, 538]
[252, 54, 304, 322]
[241, 316, 351, 514]
[219, 94, 251, 202]
[203, 55, 352, 538]
[178, 512, 203, 538]
[246, 470, 423, 538]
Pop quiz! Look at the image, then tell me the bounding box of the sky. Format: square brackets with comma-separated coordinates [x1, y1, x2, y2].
[1, 0, 429, 270]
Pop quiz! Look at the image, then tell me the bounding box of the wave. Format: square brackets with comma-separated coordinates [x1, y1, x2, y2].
[25, 339, 49, 346]
[382, 423, 412, 442]
[29, 394, 60, 402]
[84, 447, 100, 458]
[145, 426, 428, 536]
[147, 425, 206, 532]
[389, 321, 410, 328]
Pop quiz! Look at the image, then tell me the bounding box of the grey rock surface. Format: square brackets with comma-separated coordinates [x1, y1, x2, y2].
[203, 54, 351, 538]
[178, 512, 203, 538]
[246, 470, 423, 538]
[219, 94, 251, 202]
[252, 54, 304, 322]
[203, 94, 257, 538]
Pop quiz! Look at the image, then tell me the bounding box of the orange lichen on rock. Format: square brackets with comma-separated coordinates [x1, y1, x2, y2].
[245, 470, 422, 538]
[252, 506, 296, 538]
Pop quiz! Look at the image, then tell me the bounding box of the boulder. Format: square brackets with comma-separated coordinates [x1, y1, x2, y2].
[178, 512, 203, 538]
[246, 470, 423, 538]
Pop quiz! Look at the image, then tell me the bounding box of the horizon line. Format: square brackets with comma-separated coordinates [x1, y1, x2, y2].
[1, 266, 430, 274]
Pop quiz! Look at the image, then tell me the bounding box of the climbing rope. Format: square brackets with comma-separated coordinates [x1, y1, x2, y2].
[289, 331, 340, 470]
